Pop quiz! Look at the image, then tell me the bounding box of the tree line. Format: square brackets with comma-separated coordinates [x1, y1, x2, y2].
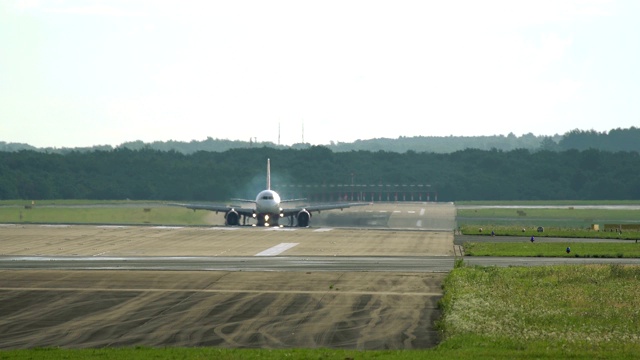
[2, 127, 640, 154]
[2, 146, 640, 202]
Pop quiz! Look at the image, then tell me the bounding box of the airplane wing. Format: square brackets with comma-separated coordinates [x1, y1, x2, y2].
[281, 202, 370, 217]
[168, 203, 255, 216]
[280, 198, 307, 203]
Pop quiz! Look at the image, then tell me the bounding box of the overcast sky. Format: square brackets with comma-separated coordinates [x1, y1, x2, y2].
[1, 0, 639, 148]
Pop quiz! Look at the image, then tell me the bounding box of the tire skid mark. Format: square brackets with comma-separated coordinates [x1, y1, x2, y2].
[357, 295, 384, 349]
[212, 292, 277, 347]
[0, 286, 440, 296]
[1, 270, 446, 350]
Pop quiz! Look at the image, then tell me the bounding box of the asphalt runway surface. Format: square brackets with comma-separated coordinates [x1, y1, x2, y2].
[0, 202, 453, 350]
[0, 256, 455, 272]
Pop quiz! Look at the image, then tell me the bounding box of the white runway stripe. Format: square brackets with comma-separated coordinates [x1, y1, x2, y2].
[420, 208, 426, 216]
[255, 243, 299, 256]
[314, 228, 334, 232]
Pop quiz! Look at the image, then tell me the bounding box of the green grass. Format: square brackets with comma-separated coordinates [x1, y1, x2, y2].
[459, 224, 640, 240]
[464, 242, 640, 258]
[437, 265, 640, 358]
[0, 199, 163, 206]
[457, 206, 640, 231]
[458, 207, 640, 220]
[0, 348, 430, 360]
[3, 346, 638, 359]
[456, 200, 640, 206]
[0, 348, 426, 360]
[0, 205, 212, 226]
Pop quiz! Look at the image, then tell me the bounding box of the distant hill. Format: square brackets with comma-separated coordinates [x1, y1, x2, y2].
[327, 133, 558, 153]
[0, 141, 38, 152]
[2, 127, 639, 154]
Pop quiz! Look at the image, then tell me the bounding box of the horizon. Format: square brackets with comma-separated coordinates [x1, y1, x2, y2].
[2, 1, 639, 148]
[3, 127, 631, 150]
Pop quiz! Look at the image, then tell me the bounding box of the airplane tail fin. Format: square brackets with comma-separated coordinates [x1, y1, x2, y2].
[267, 158, 271, 190]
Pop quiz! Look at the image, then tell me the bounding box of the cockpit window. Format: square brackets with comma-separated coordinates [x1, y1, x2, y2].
[262, 195, 273, 200]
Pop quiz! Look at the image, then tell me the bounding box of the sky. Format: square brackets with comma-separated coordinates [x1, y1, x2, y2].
[1, 0, 639, 148]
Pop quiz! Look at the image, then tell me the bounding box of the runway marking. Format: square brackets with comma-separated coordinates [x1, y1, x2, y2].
[416, 220, 423, 227]
[39, 225, 70, 228]
[255, 243, 299, 256]
[0, 286, 440, 297]
[152, 226, 183, 229]
[393, 210, 401, 213]
[97, 226, 129, 229]
[265, 227, 297, 231]
[408, 211, 416, 214]
[204, 227, 239, 231]
[420, 208, 426, 216]
[314, 228, 334, 232]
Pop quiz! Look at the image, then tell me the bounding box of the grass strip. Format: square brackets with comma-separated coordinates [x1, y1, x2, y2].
[3, 344, 640, 359]
[0, 206, 211, 226]
[456, 200, 640, 206]
[457, 207, 640, 231]
[458, 207, 640, 220]
[0, 199, 165, 206]
[464, 242, 640, 258]
[437, 264, 640, 358]
[460, 224, 640, 240]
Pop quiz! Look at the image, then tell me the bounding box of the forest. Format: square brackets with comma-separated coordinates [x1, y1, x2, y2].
[1, 146, 640, 202]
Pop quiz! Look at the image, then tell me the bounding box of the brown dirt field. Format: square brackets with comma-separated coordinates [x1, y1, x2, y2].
[0, 270, 444, 349]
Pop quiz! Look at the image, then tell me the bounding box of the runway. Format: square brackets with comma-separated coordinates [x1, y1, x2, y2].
[3, 255, 640, 272]
[0, 202, 453, 350]
[0, 256, 454, 272]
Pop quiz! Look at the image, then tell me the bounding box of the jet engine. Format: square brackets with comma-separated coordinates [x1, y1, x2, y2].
[296, 209, 311, 227]
[225, 209, 240, 226]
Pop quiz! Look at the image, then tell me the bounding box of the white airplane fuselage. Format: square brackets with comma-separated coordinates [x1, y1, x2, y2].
[254, 189, 283, 226]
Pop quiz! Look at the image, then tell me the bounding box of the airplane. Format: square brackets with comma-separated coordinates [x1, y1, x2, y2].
[173, 159, 370, 227]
